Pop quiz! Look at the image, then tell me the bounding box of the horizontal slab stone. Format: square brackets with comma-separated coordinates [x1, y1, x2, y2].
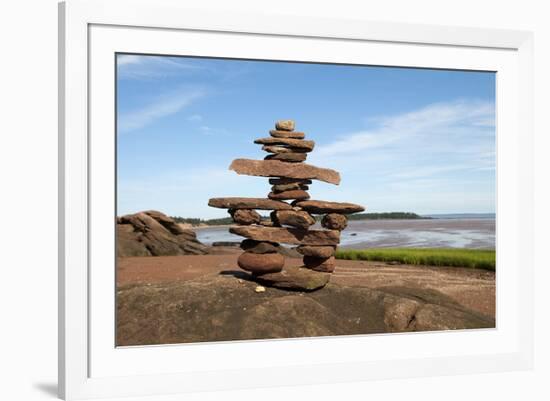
[254, 137, 315, 151]
[294, 200, 365, 214]
[272, 182, 309, 192]
[253, 265, 330, 291]
[268, 189, 310, 201]
[262, 145, 309, 154]
[265, 152, 307, 162]
[208, 197, 292, 210]
[229, 159, 340, 185]
[229, 225, 340, 246]
[275, 119, 295, 131]
[269, 178, 312, 185]
[269, 129, 305, 139]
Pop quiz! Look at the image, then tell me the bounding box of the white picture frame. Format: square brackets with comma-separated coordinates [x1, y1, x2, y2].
[59, 0, 534, 399]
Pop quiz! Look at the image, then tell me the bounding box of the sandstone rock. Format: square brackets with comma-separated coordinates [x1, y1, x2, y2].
[208, 197, 292, 210]
[117, 211, 208, 257]
[262, 145, 309, 154]
[229, 208, 261, 225]
[259, 219, 277, 227]
[269, 129, 305, 139]
[271, 210, 316, 230]
[294, 200, 365, 214]
[275, 120, 295, 131]
[268, 189, 310, 201]
[254, 137, 315, 151]
[142, 210, 187, 235]
[272, 182, 309, 192]
[254, 265, 331, 291]
[240, 239, 279, 254]
[296, 245, 336, 258]
[238, 251, 285, 274]
[118, 212, 161, 233]
[229, 225, 340, 245]
[117, 276, 495, 345]
[269, 178, 312, 185]
[265, 152, 307, 163]
[383, 298, 421, 332]
[303, 255, 336, 273]
[229, 159, 341, 185]
[321, 213, 348, 230]
[116, 224, 151, 257]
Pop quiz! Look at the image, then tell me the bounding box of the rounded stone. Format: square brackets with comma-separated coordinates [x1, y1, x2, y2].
[271, 210, 315, 230]
[229, 208, 261, 225]
[238, 252, 285, 274]
[303, 256, 336, 273]
[321, 213, 348, 230]
[297, 245, 336, 258]
[275, 120, 295, 131]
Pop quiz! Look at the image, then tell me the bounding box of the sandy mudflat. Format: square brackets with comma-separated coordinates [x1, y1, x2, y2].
[117, 248, 495, 317]
[194, 218, 496, 249]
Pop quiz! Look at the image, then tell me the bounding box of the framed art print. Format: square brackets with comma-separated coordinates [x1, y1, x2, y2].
[59, 0, 534, 399]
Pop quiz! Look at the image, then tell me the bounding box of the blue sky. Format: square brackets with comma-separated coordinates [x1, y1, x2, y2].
[116, 54, 495, 219]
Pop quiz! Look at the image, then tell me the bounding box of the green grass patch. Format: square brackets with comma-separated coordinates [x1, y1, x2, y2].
[335, 248, 495, 271]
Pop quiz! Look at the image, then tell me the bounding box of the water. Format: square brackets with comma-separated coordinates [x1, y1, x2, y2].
[194, 218, 495, 249]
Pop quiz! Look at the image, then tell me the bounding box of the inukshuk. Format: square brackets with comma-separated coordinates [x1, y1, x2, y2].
[208, 120, 365, 291]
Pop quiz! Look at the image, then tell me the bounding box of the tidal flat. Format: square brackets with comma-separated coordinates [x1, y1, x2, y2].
[195, 218, 496, 250]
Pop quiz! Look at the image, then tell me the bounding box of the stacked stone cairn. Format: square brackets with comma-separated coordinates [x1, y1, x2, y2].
[208, 120, 365, 291]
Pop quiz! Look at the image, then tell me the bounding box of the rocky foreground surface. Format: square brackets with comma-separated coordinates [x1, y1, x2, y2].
[116, 253, 495, 346]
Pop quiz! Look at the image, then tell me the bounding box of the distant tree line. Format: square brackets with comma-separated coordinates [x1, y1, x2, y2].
[171, 216, 234, 226]
[346, 212, 428, 220]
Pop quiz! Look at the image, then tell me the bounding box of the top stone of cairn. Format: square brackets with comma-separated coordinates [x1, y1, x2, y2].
[275, 120, 295, 131]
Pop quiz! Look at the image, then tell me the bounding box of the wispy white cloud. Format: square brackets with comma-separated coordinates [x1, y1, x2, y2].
[118, 88, 206, 134]
[315, 99, 495, 158]
[117, 54, 205, 80]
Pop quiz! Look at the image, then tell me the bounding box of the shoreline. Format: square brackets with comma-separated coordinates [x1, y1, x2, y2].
[191, 224, 232, 229]
[188, 217, 496, 230]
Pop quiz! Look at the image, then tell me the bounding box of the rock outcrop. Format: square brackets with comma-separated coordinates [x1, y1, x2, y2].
[116, 273, 495, 346]
[116, 210, 208, 257]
